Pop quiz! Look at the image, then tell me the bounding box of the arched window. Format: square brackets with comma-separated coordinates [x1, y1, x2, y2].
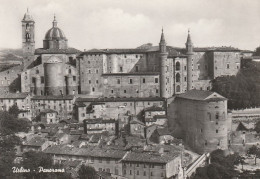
[176, 85, 180, 92]
[176, 62, 180, 71]
[26, 23, 29, 30]
[176, 73, 180, 82]
[68, 69, 71, 74]
[26, 33, 30, 41]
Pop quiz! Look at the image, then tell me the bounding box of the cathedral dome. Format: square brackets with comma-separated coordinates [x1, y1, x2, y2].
[44, 16, 67, 40]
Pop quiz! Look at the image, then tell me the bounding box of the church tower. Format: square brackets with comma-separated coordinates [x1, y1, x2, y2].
[159, 28, 169, 98]
[186, 29, 194, 90]
[22, 8, 35, 70]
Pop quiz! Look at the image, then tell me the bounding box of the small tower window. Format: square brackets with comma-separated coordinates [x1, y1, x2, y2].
[155, 78, 159, 83]
[176, 62, 180, 71]
[176, 85, 180, 92]
[176, 73, 180, 82]
[143, 78, 146, 83]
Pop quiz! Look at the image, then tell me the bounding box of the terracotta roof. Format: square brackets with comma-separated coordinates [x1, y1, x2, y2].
[44, 145, 126, 159]
[35, 48, 81, 54]
[156, 128, 171, 136]
[144, 106, 165, 112]
[194, 46, 241, 52]
[102, 72, 160, 76]
[40, 109, 57, 114]
[84, 118, 116, 124]
[153, 115, 167, 119]
[23, 137, 47, 147]
[76, 97, 165, 103]
[122, 146, 180, 164]
[0, 92, 29, 99]
[177, 90, 226, 101]
[32, 95, 74, 100]
[130, 118, 145, 126]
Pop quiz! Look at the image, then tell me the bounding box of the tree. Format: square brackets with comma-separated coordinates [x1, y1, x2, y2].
[0, 111, 30, 135]
[254, 46, 260, 56]
[8, 104, 20, 118]
[254, 121, 260, 133]
[191, 150, 240, 179]
[248, 145, 260, 165]
[78, 165, 97, 179]
[0, 135, 21, 178]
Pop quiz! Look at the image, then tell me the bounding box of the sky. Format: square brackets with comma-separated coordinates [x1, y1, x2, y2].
[0, 0, 259, 51]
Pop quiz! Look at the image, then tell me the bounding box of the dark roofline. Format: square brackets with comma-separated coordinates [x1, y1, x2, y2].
[76, 97, 165, 103]
[102, 72, 160, 76]
[32, 95, 74, 100]
[35, 48, 81, 55]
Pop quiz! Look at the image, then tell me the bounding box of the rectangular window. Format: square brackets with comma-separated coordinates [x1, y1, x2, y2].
[130, 170, 132, 175]
[129, 79, 133, 84]
[155, 78, 158, 83]
[156, 89, 159, 93]
[41, 77, 44, 84]
[89, 70, 91, 73]
[143, 78, 145, 83]
[96, 69, 99, 73]
[227, 64, 230, 69]
[124, 90, 126, 93]
[216, 129, 218, 133]
[120, 67, 123, 72]
[117, 79, 120, 84]
[137, 170, 139, 175]
[111, 90, 113, 93]
[96, 80, 99, 84]
[89, 80, 91, 84]
[151, 172, 153, 176]
[73, 76, 76, 81]
[144, 171, 146, 176]
[92, 87, 95, 92]
[135, 66, 139, 72]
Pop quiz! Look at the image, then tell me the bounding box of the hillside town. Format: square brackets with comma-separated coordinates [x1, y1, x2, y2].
[0, 8, 260, 179]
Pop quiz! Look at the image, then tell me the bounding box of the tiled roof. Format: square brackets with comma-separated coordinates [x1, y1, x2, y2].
[44, 145, 126, 159]
[102, 72, 160, 76]
[156, 128, 171, 136]
[23, 137, 47, 147]
[32, 95, 74, 100]
[177, 90, 226, 101]
[84, 118, 116, 124]
[144, 106, 165, 112]
[76, 97, 165, 103]
[130, 118, 145, 126]
[153, 115, 167, 119]
[0, 92, 29, 99]
[194, 46, 241, 52]
[40, 109, 57, 114]
[122, 145, 181, 164]
[35, 48, 81, 54]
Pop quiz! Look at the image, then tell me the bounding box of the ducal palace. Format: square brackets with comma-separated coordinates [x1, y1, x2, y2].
[0, 10, 250, 154]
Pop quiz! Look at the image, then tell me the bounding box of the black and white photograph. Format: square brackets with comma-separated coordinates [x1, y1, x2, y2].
[0, 0, 260, 178]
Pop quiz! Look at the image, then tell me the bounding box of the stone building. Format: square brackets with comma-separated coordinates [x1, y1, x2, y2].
[16, 10, 242, 100]
[168, 90, 232, 154]
[0, 92, 31, 120]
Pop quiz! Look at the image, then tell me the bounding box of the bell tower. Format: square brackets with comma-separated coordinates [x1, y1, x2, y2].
[22, 8, 35, 70]
[186, 29, 194, 90]
[159, 28, 169, 98]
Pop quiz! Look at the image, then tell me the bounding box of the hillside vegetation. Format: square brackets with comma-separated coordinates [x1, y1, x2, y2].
[212, 62, 260, 109]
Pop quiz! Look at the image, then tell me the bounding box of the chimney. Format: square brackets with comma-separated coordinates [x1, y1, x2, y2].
[83, 120, 87, 134]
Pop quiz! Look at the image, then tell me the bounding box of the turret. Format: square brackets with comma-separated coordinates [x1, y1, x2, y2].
[185, 29, 194, 90]
[159, 28, 169, 98]
[22, 8, 35, 70]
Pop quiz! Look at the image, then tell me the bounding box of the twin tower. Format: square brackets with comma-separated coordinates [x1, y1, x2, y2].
[21, 9, 195, 98]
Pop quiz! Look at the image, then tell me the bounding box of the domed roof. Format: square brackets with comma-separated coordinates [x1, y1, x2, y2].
[44, 16, 67, 40]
